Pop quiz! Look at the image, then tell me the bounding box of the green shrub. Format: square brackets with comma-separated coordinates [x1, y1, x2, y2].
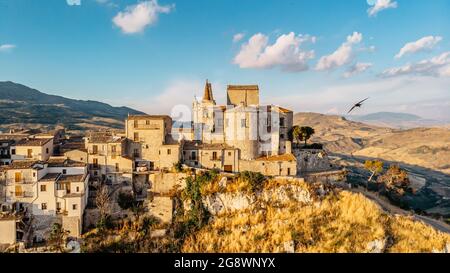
[117, 191, 135, 210]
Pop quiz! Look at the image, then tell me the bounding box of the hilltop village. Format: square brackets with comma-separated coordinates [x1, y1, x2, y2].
[0, 82, 343, 251]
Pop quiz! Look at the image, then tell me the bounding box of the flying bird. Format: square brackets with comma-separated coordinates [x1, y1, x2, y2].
[348, 97, 369, 114]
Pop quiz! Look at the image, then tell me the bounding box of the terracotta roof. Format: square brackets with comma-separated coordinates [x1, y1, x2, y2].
[58, 174, 86, 183]
[40, 173, 61, 182]
[183, 141, 236, 150]
[127, 115, 171, 120]
[47, 158, 86, 168]
[277, 106, 293, 113]
[5, 160, 43, 170]
[256, 153, 296, 162]
[86, 132, 123, 143]
[15, 138, 52, 146]
[227, 85, 259, 90]
[203, 80, 214, 102]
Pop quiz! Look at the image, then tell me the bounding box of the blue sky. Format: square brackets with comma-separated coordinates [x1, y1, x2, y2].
[0, 0, 449, 120]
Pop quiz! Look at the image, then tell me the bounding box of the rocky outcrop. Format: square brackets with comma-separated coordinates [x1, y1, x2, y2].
[202, 183, 313, 215]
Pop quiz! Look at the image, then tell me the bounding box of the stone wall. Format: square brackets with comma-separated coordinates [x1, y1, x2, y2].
[293, 149, 333, 173]
[149, 172, 188, 195]
[0, 218, 16, 244]
[239, 159, 297, 176]
[62, 216, 81, 237]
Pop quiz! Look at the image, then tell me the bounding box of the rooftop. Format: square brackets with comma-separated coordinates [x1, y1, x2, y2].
[86, 132, 123, 143]
[255, 153, 296, 162]
[5, 160, 43, 170]
[127, 115, 171, 121]
[47, 158, 86, 168]
[227, 85, 259, 90]
[15, 138, 52, 147]
[58, 174, 87, 183]
[40, 173, 61, 182]
[183, 141, 236, 150]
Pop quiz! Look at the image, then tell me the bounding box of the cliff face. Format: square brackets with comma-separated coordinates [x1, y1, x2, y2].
[181, 176, 450, 253]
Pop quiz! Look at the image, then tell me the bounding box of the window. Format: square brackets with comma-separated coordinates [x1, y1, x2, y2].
[11, 149, 16, 155]
[212, 152, 217, 160]
[92, 145, 98, 154]
[146, 120, 150, 125]
[228, 152, 232, 156]
[46, 148, 49, 154]
[40, 185, 46, 192]
[134, 132, 139, 142]
[133, 149, 139, 158]
[33, 172, 36, 177]
[93, 158, 98, 168]
[41, 203, 47, 210]
[62, 169, 67, 175]
[280, 117, 285, 127]
[56, 202, 61, 210]
[80, 157, 83, 161]
[76, 186, 80, 192]
[241, 119, 246, 128]
[72, 204, 78, 210]
[167, 149, 171, 155]
[287, 168, 291, 176]
[111, 145, 117, 154]
[115, 163, 119, 172]
[280, 134, 285, 139]
[15, 172, 21, 182]
[134, 120, 138, 128]
[27, 149, 32, 158]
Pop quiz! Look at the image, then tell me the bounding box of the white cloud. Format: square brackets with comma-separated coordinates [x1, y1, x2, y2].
[233, 33, 245, 43]
[343, 62, 373, 78]
[95, 0, 117, 8]
[113, 0, 174, 34]
[368, 0, 398, 17]
[233, 32, 316, 72]
[66, 0, 81, 6]
[395, 36, 443, 59]
[315, 32, 363, 71]
[0, 44, 16, 52]
[381, 51, 450, 78]
[262, 76, 450, 120]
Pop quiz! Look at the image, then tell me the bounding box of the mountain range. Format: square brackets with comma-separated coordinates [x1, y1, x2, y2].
[347, 112, 447, 129]
[0, 81, 145, 132]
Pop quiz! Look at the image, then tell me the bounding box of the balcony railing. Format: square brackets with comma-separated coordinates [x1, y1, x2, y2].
[15, 191, 34, 198]
[7, 179, 36, 185]
[133, 124, 161, 130]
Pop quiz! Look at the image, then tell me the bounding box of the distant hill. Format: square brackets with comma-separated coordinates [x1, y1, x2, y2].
[0, 81, 145, 131]
[294, 112, 450, 174]
[346, 112, 445, 129]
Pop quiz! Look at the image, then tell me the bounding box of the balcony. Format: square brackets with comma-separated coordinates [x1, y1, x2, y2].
[210, 157, 222, 161]
[133, 124, 161, 130]
[7, 179, 36, 185]
[15, 191, 34, 198]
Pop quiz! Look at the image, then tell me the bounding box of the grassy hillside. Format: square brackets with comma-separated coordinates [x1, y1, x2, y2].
[0, 81, 145, 131]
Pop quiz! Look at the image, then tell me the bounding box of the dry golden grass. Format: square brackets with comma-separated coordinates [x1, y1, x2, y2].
[182, 190, 450, 253]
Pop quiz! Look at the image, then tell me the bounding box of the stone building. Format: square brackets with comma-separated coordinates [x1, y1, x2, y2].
[84, 131, 133, 185]
[11, 138, 54, 161]
[125, 115, 181, 171]
[0, 159, 89, 238]
[189, 81, 297, 175]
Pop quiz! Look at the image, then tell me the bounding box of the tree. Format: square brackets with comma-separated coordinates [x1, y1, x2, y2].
[364, 160, 384, 182]
[299, 126, 315, 146]
[377, 164, 410, 195]
[289, 125, 302, 144]
[48, 223, 69, 253]
[96, 185, 111, 222]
